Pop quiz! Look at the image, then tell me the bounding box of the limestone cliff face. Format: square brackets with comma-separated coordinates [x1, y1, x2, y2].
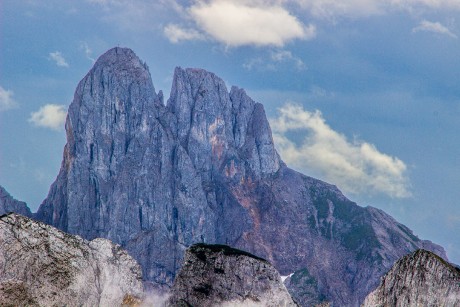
[168, 243, 297, 307]
[362, 249, 460, 307]
[34, 47, 447, 306]
[0, 213, 143, 306]
[0, 185, 31, 217]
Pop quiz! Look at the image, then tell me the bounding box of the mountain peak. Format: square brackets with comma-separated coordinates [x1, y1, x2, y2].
[167, 65, 280, 177]
[94, 47, 149, 72]
[34, 47, 447, 306]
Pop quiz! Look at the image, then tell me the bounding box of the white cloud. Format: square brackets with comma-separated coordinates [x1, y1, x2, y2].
[29, 104, 67, 131]
[0, 86, 18, 111]
[412, 20, 457, 38]
[270, 103, 411, 198]
[189, 1, 316, 47]
[164, 24, 206, 43]
[49, 51, 69, 67]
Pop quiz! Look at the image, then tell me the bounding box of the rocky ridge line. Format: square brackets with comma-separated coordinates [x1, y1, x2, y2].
[0, 185, 32, 217]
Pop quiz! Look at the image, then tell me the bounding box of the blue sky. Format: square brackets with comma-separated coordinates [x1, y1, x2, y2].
[1, 0, 459, 264]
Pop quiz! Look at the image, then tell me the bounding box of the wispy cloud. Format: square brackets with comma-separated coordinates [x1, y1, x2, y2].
[412, 20, 457, 38]
[164, 24, 206, 43]
[49, 51, 69, 67]
[187, 1, 316, 47]
[295, 0, 384, 20]
[243, 49, 306, 71]
[0, 86, 18, 111]
[79, 42, 96, 62]
[87, 0, 168, 31]
[270, 50, 306, 70]
[270, 103, 411, 198]
[29, 104, 67, 131]
[295, 0, 460, 20]
[392, 0, 460, 11]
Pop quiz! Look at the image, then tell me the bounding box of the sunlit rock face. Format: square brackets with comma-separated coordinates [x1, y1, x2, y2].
[34, 47, 447, 306]
[0, 185, 31, 217]
[363, 249, 460, 307]
[0, 213, 143, 306]
[168, 243, 297, 307]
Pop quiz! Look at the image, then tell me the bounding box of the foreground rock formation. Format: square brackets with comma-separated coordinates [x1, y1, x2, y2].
[363, 249, 460, 307]
[30, 47, 446, 305]
[0, 213, 143, 306]
[168, 243, 297, 306]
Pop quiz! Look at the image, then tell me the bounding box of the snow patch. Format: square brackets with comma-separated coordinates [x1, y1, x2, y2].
[281, 272, 294, 283]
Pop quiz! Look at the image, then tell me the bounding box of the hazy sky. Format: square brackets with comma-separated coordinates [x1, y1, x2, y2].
[1, 0, 459, 264]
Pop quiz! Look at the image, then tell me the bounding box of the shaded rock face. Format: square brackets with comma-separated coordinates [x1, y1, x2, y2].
[0, 185, 31, 217]
[34, 47, 446, 306]
[168, 243, 297, 307]
[0, 213, 144, 306]
[284, 267, 327, 306]
[363, 249, 460, 307]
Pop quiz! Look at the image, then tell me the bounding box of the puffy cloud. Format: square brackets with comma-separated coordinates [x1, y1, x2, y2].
[49, 51, 69, 67]
[412, 20, 457, 38]
[164, 24, 206, 43]
[29, 104, 67, 131]
[0, 86, 18, 111]
[270, 103, 411, 198]
[189, 1, 316, 47]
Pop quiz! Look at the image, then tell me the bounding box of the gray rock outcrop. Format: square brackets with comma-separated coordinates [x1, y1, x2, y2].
[362, 249, 460, 306]
[168, 243, 297, 307]
[0, 213, 144, 306]
[33, 47, 447, 306]
[0, 185, 31, 217]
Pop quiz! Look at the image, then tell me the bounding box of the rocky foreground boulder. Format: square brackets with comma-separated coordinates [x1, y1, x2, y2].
[0, 213, 144, 306]
[168, 243, 297, 307]
[362, 249, 460, 306]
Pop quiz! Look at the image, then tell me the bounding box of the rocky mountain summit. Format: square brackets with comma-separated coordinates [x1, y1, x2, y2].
[29, 47, 447, 306]
[0, 185, 32, 217]
[168, 243, 297, 306]
[0, 213, 144, 306]
[363, 249, 460, 306]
